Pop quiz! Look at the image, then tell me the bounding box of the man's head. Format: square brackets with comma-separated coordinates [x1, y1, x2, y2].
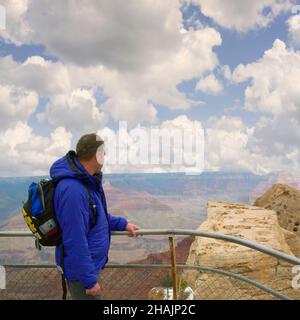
[76, 133, 105, 174]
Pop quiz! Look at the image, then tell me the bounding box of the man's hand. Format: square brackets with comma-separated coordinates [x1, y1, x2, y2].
[86, 282, 102, 296]
[125, 223, 140, 237]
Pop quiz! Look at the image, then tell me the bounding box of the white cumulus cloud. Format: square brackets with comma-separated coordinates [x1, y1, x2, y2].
[196, 74, 223, 95]
[232, 39, 300, 119]
[187, 0, 293, 32]
[0, 84, 38, 131]
[229, 39, 300, 173]
[0, 122, 72, 176]
[287, 13, 300, 48]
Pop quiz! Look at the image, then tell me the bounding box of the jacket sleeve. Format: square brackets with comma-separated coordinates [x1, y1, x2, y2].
[107, 212, 128, 231]
[56, 183, 99, 289]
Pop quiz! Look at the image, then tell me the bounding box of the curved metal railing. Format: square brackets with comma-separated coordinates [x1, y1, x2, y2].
[0, 229, 299, 300]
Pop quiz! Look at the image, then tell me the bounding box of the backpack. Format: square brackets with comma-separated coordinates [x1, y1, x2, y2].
[22, 179, 61, 247]
[22, 178, 97, 247]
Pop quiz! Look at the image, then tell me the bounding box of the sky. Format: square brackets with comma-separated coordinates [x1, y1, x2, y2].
[0, 0, 300, 176]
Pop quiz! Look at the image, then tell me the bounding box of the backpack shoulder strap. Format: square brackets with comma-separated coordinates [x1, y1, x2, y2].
[82, 184, 97, 228]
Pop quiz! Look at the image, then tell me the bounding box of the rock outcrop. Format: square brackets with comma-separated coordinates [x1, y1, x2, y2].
[254, 184, 300, 239]
[181, 201, 300, 300]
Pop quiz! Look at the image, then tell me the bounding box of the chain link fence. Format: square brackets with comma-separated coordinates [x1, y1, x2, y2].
[0, 265, 170, 300]
[0, 264, 291, 300]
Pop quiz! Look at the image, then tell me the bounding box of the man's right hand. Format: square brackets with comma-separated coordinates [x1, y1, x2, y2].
[86, 282, 102, 296]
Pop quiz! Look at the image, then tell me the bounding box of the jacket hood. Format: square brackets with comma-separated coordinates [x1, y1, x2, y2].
[50, 150, 102, 189]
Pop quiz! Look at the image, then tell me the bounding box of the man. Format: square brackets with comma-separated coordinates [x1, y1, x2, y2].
[50, 133, 139, 300]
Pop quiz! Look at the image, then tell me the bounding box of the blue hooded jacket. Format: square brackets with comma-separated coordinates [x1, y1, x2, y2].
[50, 151, 128, 289]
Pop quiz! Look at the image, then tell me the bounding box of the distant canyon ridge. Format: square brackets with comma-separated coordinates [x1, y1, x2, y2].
[0, 172, 299, 265]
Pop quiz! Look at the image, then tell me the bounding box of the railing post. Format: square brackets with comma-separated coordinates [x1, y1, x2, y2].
[168, 236, 178, 300]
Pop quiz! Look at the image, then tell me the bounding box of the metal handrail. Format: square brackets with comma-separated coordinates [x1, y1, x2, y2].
[1, 229, 300, 265]
[1, 229, 299, 300]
